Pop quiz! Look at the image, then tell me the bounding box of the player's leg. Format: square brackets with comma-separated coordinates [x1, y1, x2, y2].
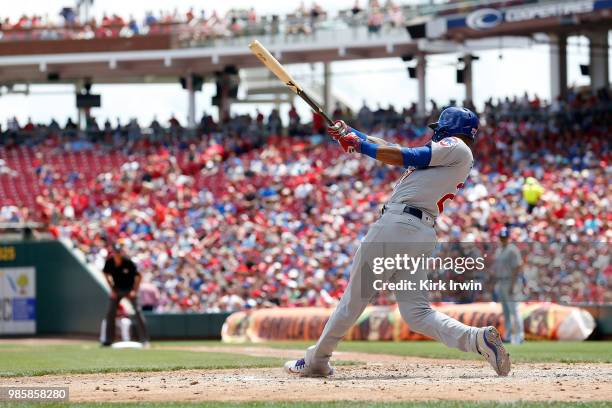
[310, 245, 372, 361]
[119, 317, 132, 342]
[390, 221, 510, 375]
[515, 301, 525, 343]
[100, 319, 107, 344]
[395, 279, 479, 352]
[509, 300, 524, 344]
[127, 296, 150, 343]
[285, 224, 383, 376]
[104, 293, 121, 345]
[499, 286, 513, 342]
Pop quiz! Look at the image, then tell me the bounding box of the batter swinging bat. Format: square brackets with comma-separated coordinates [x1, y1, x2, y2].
[248, 40, 334, 126]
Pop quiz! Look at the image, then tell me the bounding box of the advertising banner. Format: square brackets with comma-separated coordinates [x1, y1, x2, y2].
[222, 303, 595, 343]
[0, 267, 36, 335]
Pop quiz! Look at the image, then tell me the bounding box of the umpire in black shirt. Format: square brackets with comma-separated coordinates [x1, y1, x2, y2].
[102, 244, 150, 346]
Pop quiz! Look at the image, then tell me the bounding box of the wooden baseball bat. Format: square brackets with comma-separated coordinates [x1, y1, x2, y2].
[248, 40, 334, 126]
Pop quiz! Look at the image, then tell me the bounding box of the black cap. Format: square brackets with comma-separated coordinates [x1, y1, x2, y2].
[499, 228, 509, 238]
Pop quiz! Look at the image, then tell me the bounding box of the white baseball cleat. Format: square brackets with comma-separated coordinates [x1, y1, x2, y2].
[476, 326, 511, 376]
[284, 358, 334, 377]
[284, 347, 334, 377]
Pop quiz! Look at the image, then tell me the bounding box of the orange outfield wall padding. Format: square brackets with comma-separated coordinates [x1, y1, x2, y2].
[221, 303, 595, 343]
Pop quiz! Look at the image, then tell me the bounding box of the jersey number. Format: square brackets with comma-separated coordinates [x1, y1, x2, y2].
[436, 183, 464, 213]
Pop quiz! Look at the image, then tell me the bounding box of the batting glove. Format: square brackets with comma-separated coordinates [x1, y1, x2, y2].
[327, 120, 349, 140]
[338, 132, 362, 153]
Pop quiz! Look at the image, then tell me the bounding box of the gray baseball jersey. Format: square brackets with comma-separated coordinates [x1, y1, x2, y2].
[494, 243, 522, 281]
[387, 137, 474, 217]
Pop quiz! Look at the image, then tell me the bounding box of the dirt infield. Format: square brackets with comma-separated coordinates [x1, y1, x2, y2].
[1, 345, 610, 403]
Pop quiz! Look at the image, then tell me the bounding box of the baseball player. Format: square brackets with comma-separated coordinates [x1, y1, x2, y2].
[494, 228, 525, 344]
[284, 107, 511, 377]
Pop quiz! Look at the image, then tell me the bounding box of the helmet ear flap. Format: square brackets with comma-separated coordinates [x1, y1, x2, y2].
[431, 127, 447, 142]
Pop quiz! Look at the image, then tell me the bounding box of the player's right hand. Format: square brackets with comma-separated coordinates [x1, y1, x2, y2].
[338, 132, 362, 154]
[327, 120, 349, 140]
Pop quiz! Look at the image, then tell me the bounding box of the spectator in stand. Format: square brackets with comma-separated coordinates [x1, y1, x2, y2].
[128, 15, 139, 35]
[357, 101, 373, 129]
[386, 3, 404, 28]
[522, 177, 544, 214]
[268, 109, 282, 135]
[59, 7, 77, 26]
[186, 7, 195, 23]
[331, 102, 344, 121]
[139, 280, 160, 312]
[367, 7, 384, 36]
[309, 2, 324, 34]
[247, 7, 257, 24]
[352, 0, 364, 17]
[288, 105, 300, 136]
[144, 11, 157, 27]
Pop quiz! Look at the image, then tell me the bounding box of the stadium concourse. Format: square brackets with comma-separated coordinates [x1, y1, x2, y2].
[0, 89, 610, 312]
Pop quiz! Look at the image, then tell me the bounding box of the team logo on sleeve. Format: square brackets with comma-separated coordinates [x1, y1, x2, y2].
[438, 137, 458, 147]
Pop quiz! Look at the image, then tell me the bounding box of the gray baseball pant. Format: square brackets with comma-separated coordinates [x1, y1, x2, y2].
[497, 283, 524, 343]
[309, 205, 479, 367]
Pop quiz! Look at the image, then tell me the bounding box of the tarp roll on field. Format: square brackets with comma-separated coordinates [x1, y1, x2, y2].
[221, 303, 596, 343]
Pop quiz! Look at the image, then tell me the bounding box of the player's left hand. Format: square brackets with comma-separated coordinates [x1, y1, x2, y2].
[327, 120, 349, 140]
[338, 132, 362, 154]
[128, 290, 137, 299]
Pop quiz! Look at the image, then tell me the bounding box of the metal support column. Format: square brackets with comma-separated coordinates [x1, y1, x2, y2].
[416, 53, 427, 115]
[186, 74, 196, 129]
[549, 33, 568, 99]
[323, 62, 331, 111]
[75, 80, 85, 131]
[463, 54, 474, 104]
[588, 30, 609, 91]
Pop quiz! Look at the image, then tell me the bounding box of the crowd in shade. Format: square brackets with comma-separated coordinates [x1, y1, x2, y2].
[0, 88, 610, 310]
[0, 1, 433, 42]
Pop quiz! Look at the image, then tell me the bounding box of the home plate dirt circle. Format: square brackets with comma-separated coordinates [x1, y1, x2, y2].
[1, 346, 610, 403]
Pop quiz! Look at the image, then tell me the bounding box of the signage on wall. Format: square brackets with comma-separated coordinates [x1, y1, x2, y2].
[458, 1, 599, 30]
[0, 267, 36, 334]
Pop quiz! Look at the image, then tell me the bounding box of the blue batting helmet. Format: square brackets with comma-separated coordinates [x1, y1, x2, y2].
[428, 107, 479, 142]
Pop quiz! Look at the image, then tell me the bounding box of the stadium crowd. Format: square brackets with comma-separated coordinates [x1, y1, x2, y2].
[0, 1, 413, 42]
[0, 1, 552, 44]
[0, 88, 610, 310]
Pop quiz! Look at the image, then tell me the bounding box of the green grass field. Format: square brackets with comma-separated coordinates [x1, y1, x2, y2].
[0, 340, 610, 408]
[0, 340, 610, 377]
[0, 343, 283, 377]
